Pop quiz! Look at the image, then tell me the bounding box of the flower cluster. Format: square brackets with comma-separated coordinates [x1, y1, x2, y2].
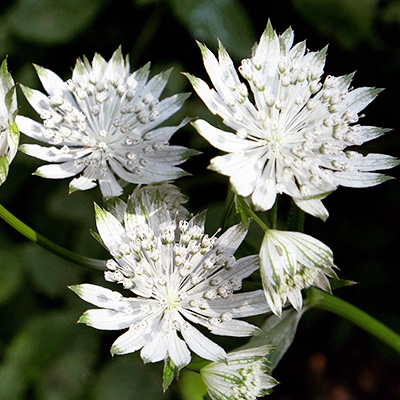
[0, 59, 19, 186]
[187, 21, 398, 220]
[71, 186, 269, 370]
[17, 47, 197, 198]
[3, 18, 396, 398]
[260, 229, 336, 317]
[200, 346, 278, 400]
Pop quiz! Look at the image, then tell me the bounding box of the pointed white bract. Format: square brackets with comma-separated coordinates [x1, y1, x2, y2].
[260, 229, 337, 317]
[106, 182, 190, 224]
[200, 346, 278, 400]
[0, 59, 19, 186]
[71, 186, 270, 369]
[17, 48, 197, 197]
[187, 21, 399, 220]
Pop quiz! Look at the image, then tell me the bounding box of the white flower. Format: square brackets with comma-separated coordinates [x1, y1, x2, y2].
[70, 186, 269, 369]
[186, 21, 399, 220]
[200, 345, 278, 400]
[0, 59, 19, 186]
[17, 47, 197, 198]
[260, 229, 336, 317]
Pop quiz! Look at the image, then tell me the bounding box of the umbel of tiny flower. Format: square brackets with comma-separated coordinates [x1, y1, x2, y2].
[260, 229, 337, 317]
[17, 47, 198, 198]
[70, 186, 270, 370]
[0, 59, 19, 186]
[186, 20, 399, 220]
[200, 345, 278, 400]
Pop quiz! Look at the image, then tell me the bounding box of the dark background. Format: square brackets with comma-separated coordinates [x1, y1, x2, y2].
[0, 0, 398, 399]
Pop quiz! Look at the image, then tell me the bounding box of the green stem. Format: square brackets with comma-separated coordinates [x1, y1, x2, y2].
[307, 287, 400, 353]
[269, 200, 278, 229]
[236, 196, 270, 232]
[0, 203, 106, 270]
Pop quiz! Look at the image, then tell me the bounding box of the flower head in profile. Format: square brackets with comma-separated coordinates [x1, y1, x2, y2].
[17, 47, 197, 198]
[186, 21, 399, 220]
[200, 345, 278, 400]
[70, 186, 269, 370]
[0, 59, 19, 186]
[260, 229, 336, 317]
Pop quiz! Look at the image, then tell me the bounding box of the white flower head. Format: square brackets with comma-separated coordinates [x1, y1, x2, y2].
[71, 186, 270, 369]
[187, 21, 399, 220]
[200, 345, 278, 400]
[0, 59, 19, 186]
[260, 229, 337, 317]
[17, 47, 198, 198]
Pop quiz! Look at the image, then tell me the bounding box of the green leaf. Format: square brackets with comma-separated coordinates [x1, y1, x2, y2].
[7, 0, 106, 45]
[163, 357, 179, 392]
[170, 0, 256, 60]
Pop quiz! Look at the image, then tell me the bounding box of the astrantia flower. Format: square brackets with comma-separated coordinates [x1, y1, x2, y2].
[17, 47, 197, 197]
[200, 345, 278, 400]
[0, 59, 18, 186]
[70, 186, 269, 369]
[260, 229, 336, 317]
[186, 21, 399, 220]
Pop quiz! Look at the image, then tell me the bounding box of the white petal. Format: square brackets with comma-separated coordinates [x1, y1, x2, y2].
[294, 197, 329, 221]
[20, 143, 90, 162]
[79, 309, 135, 330]
[140, 322, 169, 363]
[111, 324, 149, 356]
[69, 174, 97, 192]
[69, 284, 125, 310]
[168, 329, 191, 369]
[191, 119, 250, 153]
[99, 171, 123, 198]
[16, 115, 53, 143]
[252, 161, 277, 211]
[95, 204, 127, 252]
[334, 171, 392, 188]
[201, 290, 270, 318]
[177, 318, 227, 362]
[348, 153, 399, 172]
[35, 161, 84, 178]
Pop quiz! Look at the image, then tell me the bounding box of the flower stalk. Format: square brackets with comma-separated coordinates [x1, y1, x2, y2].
[0, 203, 106, 270]
[307, 287, 400, 354]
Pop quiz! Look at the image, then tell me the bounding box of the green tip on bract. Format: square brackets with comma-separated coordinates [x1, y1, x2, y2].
[68, 284, 83, 296]
[19, 84, 35, 100]
[111, 46, 123, 62]
[264, 19, 276, 40]
[0, 156, 9, 186]
[77, 313, 90, 325]
[33, 64, 47, 76]
[182, 72, 200, 88]
[196, 41, 210, 59]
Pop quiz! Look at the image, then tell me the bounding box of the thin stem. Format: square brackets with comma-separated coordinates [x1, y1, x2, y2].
[307, 287, 400, 354]
[236, 196, 270, 232]
[270, 199, 278, 229]
[0, 203, 106, 270]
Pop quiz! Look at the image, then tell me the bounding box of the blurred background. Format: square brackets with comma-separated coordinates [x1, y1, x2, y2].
[0, 0, 399, 399]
